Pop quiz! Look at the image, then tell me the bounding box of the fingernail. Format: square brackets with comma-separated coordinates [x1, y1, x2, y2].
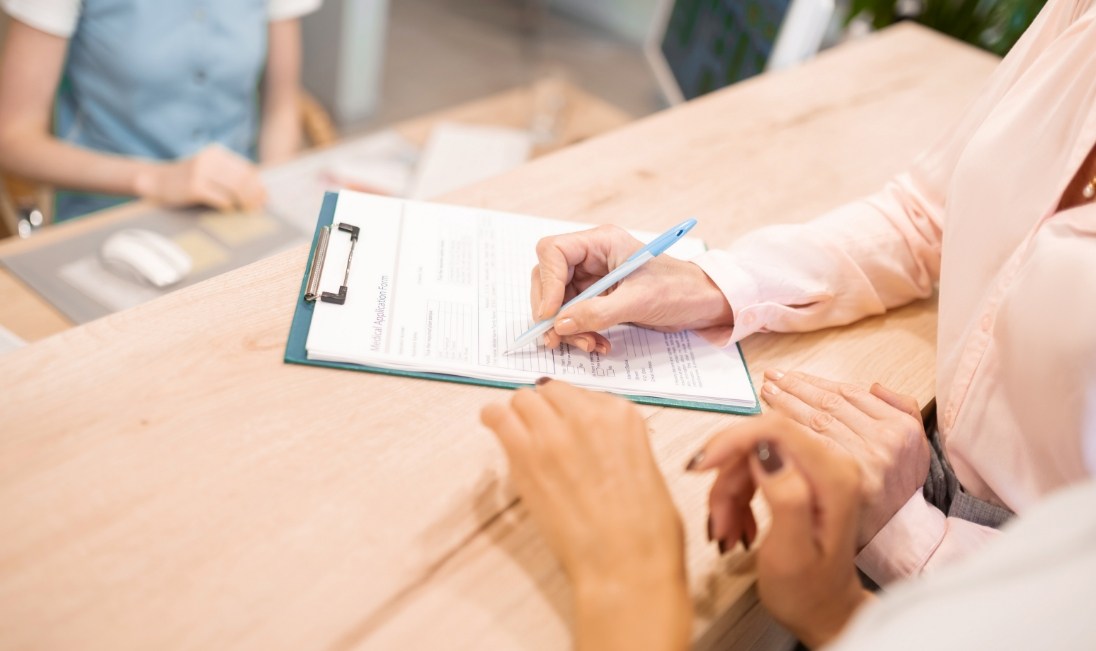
[535, 376, 551, 386]
[537, 300, 550, 320]
[707, 515, 714, 542]
[741, 533, 750, 551]
[594, 343, 608, 355]
[685, 449, 705, 471]
[762, 382, 780, 396]
[756, 441, 783, 474]
[554, 318, 577, 335]
[575, 339, 590, 353]
[765, 368, 785, 380]
[718, 539, 728, 555]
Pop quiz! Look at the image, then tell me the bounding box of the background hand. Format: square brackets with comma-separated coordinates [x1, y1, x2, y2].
[689, 414, 872, 648]
[530, 225, 732, 353]
[759, 370, 929, 548]
[135, 143, 267, 212]
[481, 379, 690, 651]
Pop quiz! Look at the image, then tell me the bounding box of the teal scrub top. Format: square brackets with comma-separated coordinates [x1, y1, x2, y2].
[55, 0, 268, 221]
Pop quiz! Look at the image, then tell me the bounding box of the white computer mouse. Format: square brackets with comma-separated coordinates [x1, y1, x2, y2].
[99, 228, 192, 288]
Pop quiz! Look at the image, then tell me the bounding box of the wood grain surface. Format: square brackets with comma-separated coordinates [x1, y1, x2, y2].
[0, 25, 997, 651]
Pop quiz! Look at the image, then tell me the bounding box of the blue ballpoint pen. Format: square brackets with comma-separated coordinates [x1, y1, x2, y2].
[504, 218, 698, 354]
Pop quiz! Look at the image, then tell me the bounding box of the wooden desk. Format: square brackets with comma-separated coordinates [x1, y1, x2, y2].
[0, 25, 996, 651]
[0, 79, 632, 343]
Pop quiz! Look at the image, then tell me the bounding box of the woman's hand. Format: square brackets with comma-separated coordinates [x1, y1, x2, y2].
[758, 370, 930, 548]
[481, 379, 690, 651]
[689, 415, 873, 649]
[134, 144, 267, 212]
[530, 225, 733, 353]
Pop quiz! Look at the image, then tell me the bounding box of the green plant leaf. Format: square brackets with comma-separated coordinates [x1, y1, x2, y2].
[859, 0, 1046, 55]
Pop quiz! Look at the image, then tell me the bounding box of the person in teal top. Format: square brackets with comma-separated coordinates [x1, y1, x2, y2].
[0, 0, 322, 221]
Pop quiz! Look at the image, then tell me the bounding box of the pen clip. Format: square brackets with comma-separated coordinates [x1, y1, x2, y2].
[626, 218, 697, 261]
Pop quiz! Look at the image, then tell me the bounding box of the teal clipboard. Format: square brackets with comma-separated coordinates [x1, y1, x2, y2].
[284, 192, 761, 415]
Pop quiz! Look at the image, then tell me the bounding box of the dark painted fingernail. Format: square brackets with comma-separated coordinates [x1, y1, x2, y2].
[718, 539, 728, 555]
[741, 533, 750, 551]
[535, 376, 551, 386]
[756, 441, 783, 473]
[707, 515, 714, 542]
[685, 449, 705, 471]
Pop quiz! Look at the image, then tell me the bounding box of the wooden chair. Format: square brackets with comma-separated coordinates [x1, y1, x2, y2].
[300, 89, 339, 149]
[0, 89, 338, 239]
[0, 174, 51, 239]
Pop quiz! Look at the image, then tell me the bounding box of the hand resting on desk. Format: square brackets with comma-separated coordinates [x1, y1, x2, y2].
[688, 412, 874, 648]
[133, 143, 267, 213]
[752, 370, 930, 549]
[480, 379, 876, 650]
[481, 379, 692, 651]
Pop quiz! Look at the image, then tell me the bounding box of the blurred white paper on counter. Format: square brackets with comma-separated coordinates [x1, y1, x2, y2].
[264, 130, 420, 234]
[0, 323, 25, 356]
[325, 158, 414, 197]
[322, 130, 419, 195]
[409, 122, 532, 200]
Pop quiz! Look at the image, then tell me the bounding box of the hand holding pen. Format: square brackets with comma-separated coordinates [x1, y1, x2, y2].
[521, 221, 734, 354]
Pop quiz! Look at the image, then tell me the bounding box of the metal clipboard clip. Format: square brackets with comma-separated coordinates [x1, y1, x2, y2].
[304, 222, 360, 305]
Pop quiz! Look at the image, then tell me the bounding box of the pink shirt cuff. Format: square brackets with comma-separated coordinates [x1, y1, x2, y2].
[856, 491, 947, 586]
[691, 249, 763, 345]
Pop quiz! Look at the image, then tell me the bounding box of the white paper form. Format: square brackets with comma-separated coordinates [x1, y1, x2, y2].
[306, 192, 756, 408]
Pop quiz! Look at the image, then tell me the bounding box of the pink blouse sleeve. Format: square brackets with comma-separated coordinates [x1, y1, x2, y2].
[691, 0, 1086, 345]
[693, 172, 943, 343]
[854, 491, 1001, 585]
[691, 0, 1087, 583]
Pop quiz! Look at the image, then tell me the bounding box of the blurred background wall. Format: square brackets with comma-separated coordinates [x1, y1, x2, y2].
[304, 0, 661, 134]
[301, 0, 390, 126]
[551, 0, 659, 43]
[0, 0, 1046, 136]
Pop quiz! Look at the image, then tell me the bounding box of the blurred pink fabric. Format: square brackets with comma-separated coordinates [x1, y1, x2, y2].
[693, 0, 1096, 585]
